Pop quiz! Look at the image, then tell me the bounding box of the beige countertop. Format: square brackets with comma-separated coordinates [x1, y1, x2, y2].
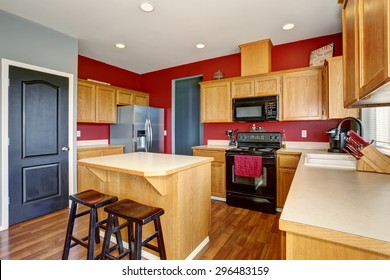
[77, 144, 124, 151]
[280, 148, 390, 243]
[78, 152, 213, 177]
[192, 145, 232, 151]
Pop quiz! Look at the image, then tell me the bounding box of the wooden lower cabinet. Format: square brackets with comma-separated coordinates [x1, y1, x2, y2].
[276, 152, 301, 208]
[193, 148, 226, 198]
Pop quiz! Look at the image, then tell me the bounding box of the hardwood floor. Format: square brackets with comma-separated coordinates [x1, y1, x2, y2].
[0, 200, 282, 260]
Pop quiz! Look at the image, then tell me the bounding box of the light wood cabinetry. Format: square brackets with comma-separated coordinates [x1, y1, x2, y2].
[239, 39, 273, 76]
[193, 148, 226, 198]
[77, 80, 96, 123]
[342, 0, 390, 107]
[133, 91, 149, 106]
[116, 88, 150, 106]
[95, 85, 117, 123]
[281, 67, 324, 120]
[325, 56, 359, 119]
[200, 80, 231, 123]
[231, 78, 254, 98]
[77, 146, 124, 160]
[77, 79, 116, 123]
[254, 75, 282, 96]
[277, 152, 301, 208]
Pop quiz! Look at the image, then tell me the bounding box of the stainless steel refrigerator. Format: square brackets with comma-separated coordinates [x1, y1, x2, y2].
[110, 105, 164, 153]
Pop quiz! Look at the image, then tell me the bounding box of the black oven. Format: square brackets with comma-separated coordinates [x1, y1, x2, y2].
[225, 132, 281, 213]
[232, 95, 278, 122]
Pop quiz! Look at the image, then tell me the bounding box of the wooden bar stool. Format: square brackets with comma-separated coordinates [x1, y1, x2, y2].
[62, 189, 120, 260]
[100, 199, 167, 260]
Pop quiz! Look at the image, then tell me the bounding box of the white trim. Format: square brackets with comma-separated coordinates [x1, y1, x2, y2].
[211, 196, 226, 202]
[77, 139, 109, 147]
[0, 58, 75, 231]
[185, 236, 209, 260]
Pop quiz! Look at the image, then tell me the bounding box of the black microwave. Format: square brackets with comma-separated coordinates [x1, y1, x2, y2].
[232, 95, 278, 122]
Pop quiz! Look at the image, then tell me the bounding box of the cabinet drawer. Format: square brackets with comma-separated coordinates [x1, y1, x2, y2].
[278, 155, 300, 168]
[77, 150, 103, 160]
[193, 150, 225, 162]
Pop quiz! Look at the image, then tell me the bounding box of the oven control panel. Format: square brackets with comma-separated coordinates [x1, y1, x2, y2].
[236, 132, 281, 143]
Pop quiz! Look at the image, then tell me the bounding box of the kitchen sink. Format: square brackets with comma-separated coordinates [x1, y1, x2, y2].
[304, 153, 356, 170]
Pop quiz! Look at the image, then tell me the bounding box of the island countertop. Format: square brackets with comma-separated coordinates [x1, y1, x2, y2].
[78, 152, 213, 177]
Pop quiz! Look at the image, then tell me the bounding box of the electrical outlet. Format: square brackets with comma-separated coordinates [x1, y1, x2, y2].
[301, 130, 307, 138]
[164, 130, 167, 136]
[77, 130, 81, 137]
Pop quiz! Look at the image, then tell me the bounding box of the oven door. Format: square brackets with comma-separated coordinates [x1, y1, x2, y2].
[225, 153, 277, 213]
[226, 154, 276, 196]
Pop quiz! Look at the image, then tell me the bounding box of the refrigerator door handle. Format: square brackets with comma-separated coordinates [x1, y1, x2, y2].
[149, 118, 153, 152]
[145, 119, 149, 152]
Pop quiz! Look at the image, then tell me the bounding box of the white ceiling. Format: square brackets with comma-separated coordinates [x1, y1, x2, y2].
[0, 0, 342, 74]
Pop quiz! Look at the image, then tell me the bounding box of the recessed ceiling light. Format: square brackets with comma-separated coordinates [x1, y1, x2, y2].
[115, 43, 126, 49]
[282, 23, 295, 31]
[196, 43, 206, 49]
[140, 2, 155, 12]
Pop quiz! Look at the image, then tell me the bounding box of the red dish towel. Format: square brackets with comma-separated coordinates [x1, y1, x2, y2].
[234, 155, 262, 178]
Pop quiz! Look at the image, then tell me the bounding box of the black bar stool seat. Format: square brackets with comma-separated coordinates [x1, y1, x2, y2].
[62, 189, 119, 260]
[101, 199, 167, 260]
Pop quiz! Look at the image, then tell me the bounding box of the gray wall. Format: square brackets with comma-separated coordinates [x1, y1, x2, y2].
[0, 10, 78, 226]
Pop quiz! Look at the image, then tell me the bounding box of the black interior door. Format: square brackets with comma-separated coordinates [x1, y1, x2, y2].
[8, 66, 69, 225]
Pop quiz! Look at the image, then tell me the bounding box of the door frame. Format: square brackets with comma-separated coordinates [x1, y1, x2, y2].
[1, 58, 75, 231]
[171, 75, 203, 154]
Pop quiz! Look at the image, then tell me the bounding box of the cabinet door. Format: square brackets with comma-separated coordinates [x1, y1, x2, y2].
[211, 161, 226, 198]
[282, 68, 324, 120]
[342, 0, 360, 106]
[193, 149, 226, 198]
[359, 0, 390, 97]
[277, 168, 296, 209]
[254, 75, 281, 96]
[326, 57, 359, 119]
[200, 81, 231, 123]
[77, 80, 96, 122]
[231, 78, 254, 98]
[133, 91, 149, 106]
[96, 85, 117, 123]
[276, 153, 300, 208]
[116, 89, 133, 105]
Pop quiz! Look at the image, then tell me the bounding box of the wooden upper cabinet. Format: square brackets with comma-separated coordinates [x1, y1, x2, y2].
[116, 88, 133, 105]
[95, 85, 117, 123]
[239, 39, 273, 76]
[358, 0, 390, 97]
[231, 78, 254, 98]
[133, 91, 149, 106]
[342, 0, 360, 106]
[200, 80, 231, 123]
[281, 67, 324, 121]
[77, 80, 96, 122]
[77, 79, 116, 124]
[254, 75, 282, 96]
[325, 56, 359, 119]
[342, 0, 390, 107]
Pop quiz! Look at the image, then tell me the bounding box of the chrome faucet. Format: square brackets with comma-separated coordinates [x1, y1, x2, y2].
[335, 117, 363, 140]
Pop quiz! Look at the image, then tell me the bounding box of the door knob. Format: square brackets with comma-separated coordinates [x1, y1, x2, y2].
[61, 147, 70, 152]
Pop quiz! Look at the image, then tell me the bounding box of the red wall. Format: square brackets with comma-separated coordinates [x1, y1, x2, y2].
[141, 33, 343, 153]
[77, 56, 141, 140]
[78, 33, 344, 151]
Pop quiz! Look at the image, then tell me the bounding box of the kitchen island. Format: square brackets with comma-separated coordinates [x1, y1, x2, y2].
[77, 152, 213, 260]
[278, 148, 390, 260]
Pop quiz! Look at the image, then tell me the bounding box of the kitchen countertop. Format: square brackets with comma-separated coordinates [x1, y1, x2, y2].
[78, 152, 213, 177]
[279, 148, 390, 245]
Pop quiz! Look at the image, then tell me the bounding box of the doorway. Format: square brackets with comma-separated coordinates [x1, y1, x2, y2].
[1, 59, 75, 230]
[172, 76, 203, 155]
[8, 66, 69, 225]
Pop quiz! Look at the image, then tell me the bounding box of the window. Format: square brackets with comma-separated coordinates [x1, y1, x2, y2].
[361, 107, 390, 149]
